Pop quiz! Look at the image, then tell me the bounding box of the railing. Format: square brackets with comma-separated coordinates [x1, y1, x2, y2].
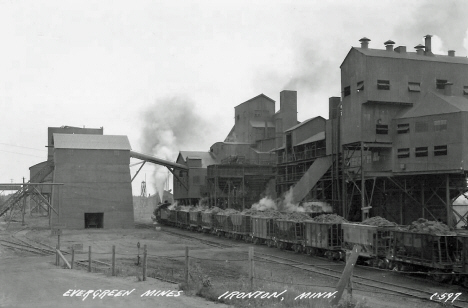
[277, 148, 326, 164]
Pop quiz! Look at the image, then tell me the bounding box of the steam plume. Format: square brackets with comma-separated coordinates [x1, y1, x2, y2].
[140, 97, 213, 198]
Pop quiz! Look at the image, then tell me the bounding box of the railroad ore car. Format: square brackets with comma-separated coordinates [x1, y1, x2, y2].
[304, 220, 343, 260]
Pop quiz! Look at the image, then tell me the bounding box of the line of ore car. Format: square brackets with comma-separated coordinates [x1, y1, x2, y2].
[154, 206, 468, 287]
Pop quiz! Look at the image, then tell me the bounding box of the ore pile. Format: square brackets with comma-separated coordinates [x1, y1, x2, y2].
[252, 210, 286, 219]
[241, 209, 259, 215]
[407, 218, 455, 235]
[281, 212, 312, 222]
[312, 214, 347, 223]
[217, 208, 239, 216]
[203, 207, 222, 214]
[360, 216, 397, 227]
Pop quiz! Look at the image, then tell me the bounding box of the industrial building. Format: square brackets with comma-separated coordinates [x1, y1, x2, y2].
[50, 133, 134, 228]
[173, 35, 468, 228]
[174, 91, 298, 207]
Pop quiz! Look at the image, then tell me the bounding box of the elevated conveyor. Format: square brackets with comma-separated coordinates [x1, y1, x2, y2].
[291, 156, 333, 204]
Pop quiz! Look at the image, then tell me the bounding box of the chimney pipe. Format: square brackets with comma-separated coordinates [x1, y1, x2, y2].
[448, 50, 455, 57]
[359, 37, 370, 49]
[394, 46, 406, 53]
[384, 40, 395, 51]
[414, 44, 425, 55]
[445, 82, 453, 96]
[424, 34, 432, 55]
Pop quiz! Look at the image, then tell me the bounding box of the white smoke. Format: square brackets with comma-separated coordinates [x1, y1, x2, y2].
[140, 97, 214, 198]
[251, 197, 277, 211]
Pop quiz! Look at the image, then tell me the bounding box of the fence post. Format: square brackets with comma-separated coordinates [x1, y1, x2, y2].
[249, 246, 254, 291]
[56, 244, 59, 266]
[143, 245, 147, 281]
[71, 247, 75, 269]
[112, 245, 116, 276]
[88, 246, 92, 273]
[184, 246, 189, 286]
[330, 245, 360, 306]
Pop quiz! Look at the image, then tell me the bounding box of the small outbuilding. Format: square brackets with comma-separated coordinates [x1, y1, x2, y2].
[50, 133, 134, 229]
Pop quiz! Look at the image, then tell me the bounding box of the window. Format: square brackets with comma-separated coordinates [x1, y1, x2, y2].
[397, 123, 409, 134]
[415, 147, 428, 157]
[344, 86, 351, 97]
[377, 80, 390, 90]
[464, 86, 468, 95]
[357, 81, 364, 92]
[376, 124, 388, 135]
[434, 145, 448, 156]
[408, 82, 421, 92]
[436, 79, 447, 89]
[397, 148, 410, 158]
[434, 119, 447, 131]
[415, 121, 428, 133]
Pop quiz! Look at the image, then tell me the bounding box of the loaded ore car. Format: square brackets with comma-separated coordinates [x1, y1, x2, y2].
[201, 212, 215, 233]
[230, 213, 252, 241]
[341, 223, 394, 266]
[168, 209, 177, 226]
[304, 220, 343, 260]
[274, 219, 305, 252]
[390, 230, 458, 281]
[214, 213, 232, 237]
[454, 235, 468, 287]
[189, 210, 202, 231]
[251, 216, 276, 246]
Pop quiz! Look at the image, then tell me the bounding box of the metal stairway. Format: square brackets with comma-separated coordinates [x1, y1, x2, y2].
[290, 156, 333, 204]
[0, 160, 54, 218]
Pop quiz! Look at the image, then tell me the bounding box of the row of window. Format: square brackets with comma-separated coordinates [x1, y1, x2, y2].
[376, 120, 447, 135]
[343, 80, 468, 96]
[397, 145, 447, 158]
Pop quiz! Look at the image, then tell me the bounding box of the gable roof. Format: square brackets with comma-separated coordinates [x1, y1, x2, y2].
[235, 93, 275, 108]
[341, 47, 468, 68]
[285, 116, 326, 132]
[397, 92, 468, 119]
[53, 134, 131, 150]
[178, 151, 218, 168]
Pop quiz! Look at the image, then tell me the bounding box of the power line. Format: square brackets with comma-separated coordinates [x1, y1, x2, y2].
[0, 142, 47, 152]
[0, 149, 44, 158]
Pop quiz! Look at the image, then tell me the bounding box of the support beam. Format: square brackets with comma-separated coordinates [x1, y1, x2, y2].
[131, 161, 146, 182]
[167, 167, 188, 190]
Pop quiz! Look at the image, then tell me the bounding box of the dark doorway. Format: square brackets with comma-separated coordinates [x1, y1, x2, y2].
[84, 213, 104, 228]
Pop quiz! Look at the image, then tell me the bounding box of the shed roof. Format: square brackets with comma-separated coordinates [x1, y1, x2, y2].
[178, 151, 218, 168]
[296, 131, 326, 146]
[397, 92, 468, 119]
[285, 116, 325, 132]
[53, 134, 131, 150]
[341, 47, 468, 68]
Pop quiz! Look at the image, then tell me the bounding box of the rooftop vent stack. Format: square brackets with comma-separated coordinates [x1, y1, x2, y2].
[415, 44, 425, 55]
[359, 37, 370, 49]
[394, 46, 407, 53]
[445, 82, 453, 96]
[424, 34, 433, 55]
[384, 40, 395, 51]
[448, 50, 455, 57]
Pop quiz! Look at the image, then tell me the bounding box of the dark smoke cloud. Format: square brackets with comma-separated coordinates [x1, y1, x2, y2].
[140, 97, 214, 197]
[392, 0, 468, 55]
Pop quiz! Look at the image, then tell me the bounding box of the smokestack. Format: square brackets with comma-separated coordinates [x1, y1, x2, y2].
[445, 82, 453, 96]
[448, 50, 455, 57]
[414, 44, 425, 55]
[359, 37, 370, 49]
[424, 34, 433, 55]
[280, 90, 297, 132]
[394, 46, 406, 53]
[384, 40, 395, 51]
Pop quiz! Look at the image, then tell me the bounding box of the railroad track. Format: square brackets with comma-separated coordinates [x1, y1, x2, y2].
[0, 238, 55, 256]
[136, 222, 235, 249]
[255, 252, 468, 308]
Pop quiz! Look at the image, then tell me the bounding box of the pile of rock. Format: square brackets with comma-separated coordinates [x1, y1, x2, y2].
[407, 218, 455, 235]
[360, 216, 397, 227]
[312, 214, 347, 223]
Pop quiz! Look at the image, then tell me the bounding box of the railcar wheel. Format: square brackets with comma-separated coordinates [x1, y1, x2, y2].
[253, 238, 259, 245]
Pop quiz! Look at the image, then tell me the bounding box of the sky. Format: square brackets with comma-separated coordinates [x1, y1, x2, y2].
[1, 0, 468, 196]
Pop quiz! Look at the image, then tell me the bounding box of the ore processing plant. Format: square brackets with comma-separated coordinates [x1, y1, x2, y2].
[1, 34, 468, 230]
